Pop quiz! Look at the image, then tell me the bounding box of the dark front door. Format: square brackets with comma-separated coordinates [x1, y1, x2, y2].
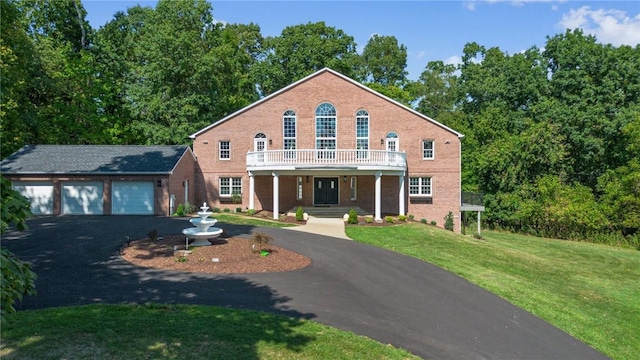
[314, 177, 339, 205]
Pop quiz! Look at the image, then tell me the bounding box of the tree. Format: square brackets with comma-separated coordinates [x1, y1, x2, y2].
[253, 21, 360, 96]
[360, 34, 408, 87]
[0, 175, 37, 320]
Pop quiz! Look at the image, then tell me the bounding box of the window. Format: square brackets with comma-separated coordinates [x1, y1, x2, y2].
[220, 177, 242, 197]
[284, 110, 296, 159]
[422, 140, 434, 160]
[297, 176, 303, 200]
[315, 103, 336, 159]
[219, 141, 230, 160]
[350, 177, 357, 200]
[409, 177, 432, 196]
[356, 110, 369, 159]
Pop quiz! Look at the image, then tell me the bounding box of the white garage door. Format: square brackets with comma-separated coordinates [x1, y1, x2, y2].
[12, 181, 54, 215]
[112, 181, 154, 215]
[62, 181, 104, 215]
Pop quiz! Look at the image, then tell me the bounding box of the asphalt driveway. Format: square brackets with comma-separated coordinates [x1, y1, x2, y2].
[3, 216, 608, 359]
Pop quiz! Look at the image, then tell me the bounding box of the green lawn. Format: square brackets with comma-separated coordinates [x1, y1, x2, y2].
[209, 213, 295, 228]
[1, 304, 418, 360]
[345, 223, 640, 360]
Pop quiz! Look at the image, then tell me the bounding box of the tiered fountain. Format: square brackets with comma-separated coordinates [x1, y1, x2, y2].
[182, 202, 223, 247]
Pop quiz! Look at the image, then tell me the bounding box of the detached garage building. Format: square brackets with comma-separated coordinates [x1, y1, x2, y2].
[1, 145, 195, 216]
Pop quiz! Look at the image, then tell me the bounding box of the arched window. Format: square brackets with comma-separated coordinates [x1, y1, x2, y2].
[356, 110, 369, 159]
[315, 103, 336, 159]
[283, 110, 296, 159]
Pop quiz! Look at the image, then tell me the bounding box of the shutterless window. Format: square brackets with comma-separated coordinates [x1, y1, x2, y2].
[284, 110, 296, 159]
[422, 140, 434, 160]
[356, 110, 369, 159]
[220, 177, 242, 196]
[409, 177, 432, 196]
[350, 176, 357, 200]
[315, 103, 336, 159]
[297, 176, 303, 200]
[219, 141, 230, 160]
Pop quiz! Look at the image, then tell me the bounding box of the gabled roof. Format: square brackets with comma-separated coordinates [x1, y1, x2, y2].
[190, 67, 464, 138]
[1, 145, 194, 175]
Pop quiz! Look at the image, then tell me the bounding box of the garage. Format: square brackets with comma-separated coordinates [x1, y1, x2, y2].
[62, 181, 104, 215]
[11, 181, 54, 215]
[112, 181, 154, 215]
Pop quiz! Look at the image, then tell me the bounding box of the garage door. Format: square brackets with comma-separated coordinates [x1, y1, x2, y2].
[12, 181, 54, 215]
[62, 181, 104, 215]
[112, 181, 154, 215]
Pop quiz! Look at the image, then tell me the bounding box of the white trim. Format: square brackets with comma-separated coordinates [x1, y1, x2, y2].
[422, 139, 435, 160]
[219, 140, 231, 160]
[189, 68, 464, 139]
[409, 176, 433, 197]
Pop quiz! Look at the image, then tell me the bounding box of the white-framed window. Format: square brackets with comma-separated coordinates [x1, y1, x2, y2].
[356, 110, 369, 159]
[219, 141, 230, 160]
[297, 176, 303, 200]
[409, 177, 432, 196]
[220, 177, 242, 197]
[284, 110, 296, 159]
[315, 103, 336, 159]
[350, 176, 357, 200]
[422, 140, 434, 160]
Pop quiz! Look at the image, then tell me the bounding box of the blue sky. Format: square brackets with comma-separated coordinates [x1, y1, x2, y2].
[82, 0, 640, 80]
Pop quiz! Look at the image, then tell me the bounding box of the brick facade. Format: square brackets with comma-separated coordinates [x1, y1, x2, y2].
[192, 69, 464, 231]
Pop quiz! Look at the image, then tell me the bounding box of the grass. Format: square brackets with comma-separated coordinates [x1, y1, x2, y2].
[1, 304, 418, 360]
[345, 223, 640, 360]
[210, 213, 295, 228]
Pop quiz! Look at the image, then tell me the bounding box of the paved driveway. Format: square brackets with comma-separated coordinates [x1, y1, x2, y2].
[3, 216, 608, 359]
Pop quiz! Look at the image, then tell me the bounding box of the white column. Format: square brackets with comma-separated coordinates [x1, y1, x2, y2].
[248, 172, 255, 210]
[398, 174, 405, 216]
[375, 171, 382, 222]
[272, 172, 279, 220]
[477, 211, 482, 236]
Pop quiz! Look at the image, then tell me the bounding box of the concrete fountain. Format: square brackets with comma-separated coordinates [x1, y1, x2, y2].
[182, 202, 223, 247]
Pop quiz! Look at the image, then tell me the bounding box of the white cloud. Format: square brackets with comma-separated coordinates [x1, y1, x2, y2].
[416, 50, 426, 60]
[463, 1, 477, 11]
[558, 6, 640, 46]
[444, 55, 463, 66]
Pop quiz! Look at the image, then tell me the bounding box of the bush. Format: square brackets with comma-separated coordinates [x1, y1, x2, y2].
[444, 211, 454, 231]
[398, 215, 407, 222]
[223, 208, 231, 213]
[385, 216, 395, 223]
[408, 214, 415, 221]
[147, 229, 159, 241]
[430, 221, 437, 226]
[348, 209, 358, 224]
[212, 207, 220, 213]
[421, 218, 427, 224]
[365, 217, 373, 224]
[252, 232, 273, 252]
[473, 233, 484, 240]
[295, 207, 304, 221]
[247, 209, 256, 216]
[1, 249, 37, 320]
[235, 207, 242, 213]
[174, 204, 185, 216]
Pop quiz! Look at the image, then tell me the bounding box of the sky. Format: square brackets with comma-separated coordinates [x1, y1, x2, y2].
[82, 0, 640, 80]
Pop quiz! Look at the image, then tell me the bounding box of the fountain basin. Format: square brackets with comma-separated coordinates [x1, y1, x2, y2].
[190, 217, 217, 232]
[182, 227, 223, 247]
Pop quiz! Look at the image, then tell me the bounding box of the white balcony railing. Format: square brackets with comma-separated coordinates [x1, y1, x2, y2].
[247, 149, 407, 169]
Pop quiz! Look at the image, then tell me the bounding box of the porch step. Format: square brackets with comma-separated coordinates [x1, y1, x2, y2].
[287, 206, 368, 218]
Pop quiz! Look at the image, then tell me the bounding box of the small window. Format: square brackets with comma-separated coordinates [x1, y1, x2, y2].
[297, 176, 303, 200]
[220, 177, 241, 197]
[422, 140, 434, 160]
[219, 141, 230, 160]
[409, 177, 432, 196]
[350, 177, 357, 200]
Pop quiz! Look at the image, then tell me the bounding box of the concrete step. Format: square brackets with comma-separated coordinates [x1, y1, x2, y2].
[287, 206, 367, 218]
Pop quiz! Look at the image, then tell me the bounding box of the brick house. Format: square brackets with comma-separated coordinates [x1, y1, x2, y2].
[190, 68, 466, 231]
[1, 145, 196, 216]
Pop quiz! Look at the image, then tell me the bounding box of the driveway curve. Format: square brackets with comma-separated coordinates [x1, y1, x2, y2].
[3, 216, 608, 359]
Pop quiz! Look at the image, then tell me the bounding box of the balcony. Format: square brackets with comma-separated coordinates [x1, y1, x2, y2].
[247, 149, 407, 171]
[461, 192, 485, 211]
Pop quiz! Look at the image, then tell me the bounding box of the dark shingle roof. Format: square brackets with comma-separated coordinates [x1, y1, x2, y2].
[1, 145, 192, 175]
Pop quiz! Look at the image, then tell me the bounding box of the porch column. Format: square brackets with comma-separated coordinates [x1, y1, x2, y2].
[398, 174, 405, 216]
[272, 172, 279, 220]
[375, 171, 382, 222]
[248, 172, 255, 210]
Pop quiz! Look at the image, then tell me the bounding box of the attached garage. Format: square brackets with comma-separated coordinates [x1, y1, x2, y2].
[62, 181, 104, 215]
[112, 181, 154, 215]
[12, 181, 54, 215]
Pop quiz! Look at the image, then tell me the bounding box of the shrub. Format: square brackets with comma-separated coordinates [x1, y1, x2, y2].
[223, 208, 231, 213]
[348, 209, 358, 224]
[444, 211, 454, 231]
[295, 207, 304, 221]
[252, 232, 273, 252]
[174, 204, 185, 216]
[473, 233, 484, 240]
[212, 207, 220, 213]
[231, 191, 242, 204]
[147, 229, 159, 241]
[421, 218, 427, 224]
[365, 217, 373, 224]
[235, 207, 242, 213]
[385, 216, 395, 223]
[247, 209, 256, 216]
[408, 214, 415, 221]
[398, 215, 407, 222]
[430, 221, 437, 226]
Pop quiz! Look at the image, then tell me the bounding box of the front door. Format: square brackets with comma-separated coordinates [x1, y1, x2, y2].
[314, 177, 339, 205]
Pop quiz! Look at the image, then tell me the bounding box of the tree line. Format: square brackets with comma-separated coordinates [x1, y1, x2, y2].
[1, 0, 638, 245]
